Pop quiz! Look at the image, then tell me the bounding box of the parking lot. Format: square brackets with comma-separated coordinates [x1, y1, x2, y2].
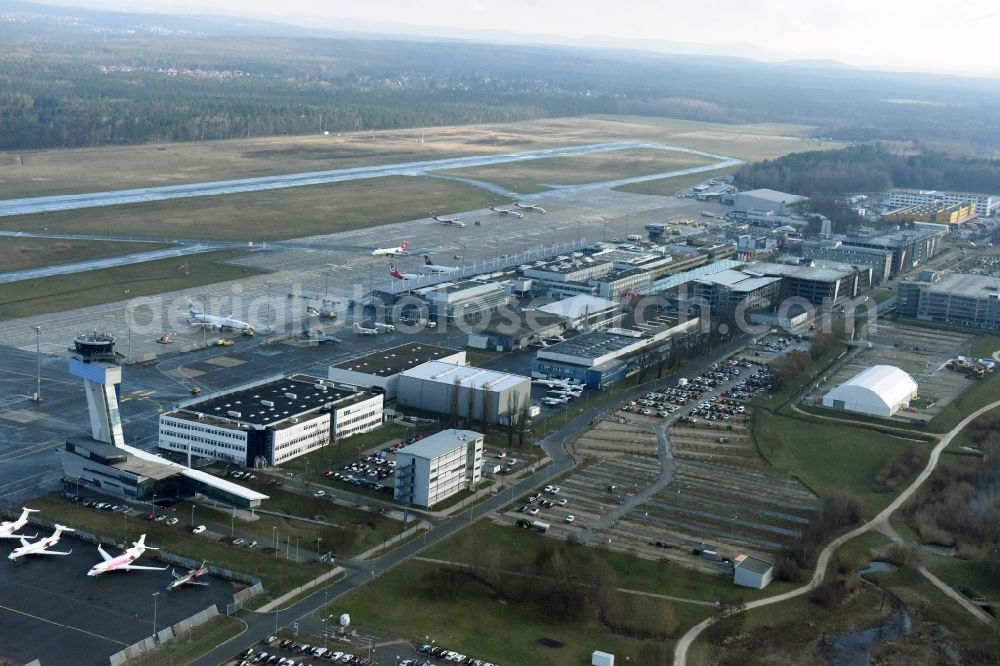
[806, 321, 978, 421]
[231, 632, 500, 666]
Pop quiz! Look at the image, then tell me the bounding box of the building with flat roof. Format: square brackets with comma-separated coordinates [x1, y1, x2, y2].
[886, 190, 997, 216]
[60, 360, 267, 508]
[328, 343, 466, 399]
[467, 312, 566, 352]
[419, 280, 509, 325]
[522, 255, 614, 299]
[397, 362, 531, 425]
[159, 374, 383, 466]
[897, 271, 1000, 330]
[393, 429, 483, 507]
[532, 315, 701, 389]
[822, 365, 918, 418]
[733, 189, 808, 215]
[834, 225, 946, 277]
[692, 269, 782, 314]
[883, 202, 976, 225]
[733, 554, 775, 589]
[532, 294, 621, 330]
[801, 240, 894, 284]
[747, 260, 872, 306]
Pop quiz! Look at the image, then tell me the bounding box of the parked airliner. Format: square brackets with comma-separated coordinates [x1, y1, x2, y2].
[87, 534, 168, 576]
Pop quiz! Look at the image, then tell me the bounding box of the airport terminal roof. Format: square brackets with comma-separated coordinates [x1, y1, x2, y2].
[738, 189, 808, 204]
[401, 361, 529, 393]
[694, 269, 780, 292]
[331, 343, 463, 377]
[174, 374, 370, 427]
[119, 443, 269, 502]
[397, 429, 483, 460]
[748, 261, 858, 283]
[535, 295, 619, 320]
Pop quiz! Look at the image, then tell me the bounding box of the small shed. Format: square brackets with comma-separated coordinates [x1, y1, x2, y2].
[592, 650, 615, 666]
[733, 554, 774, 589]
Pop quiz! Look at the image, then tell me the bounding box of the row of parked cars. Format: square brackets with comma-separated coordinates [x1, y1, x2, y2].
[239, 640, 370, 665]
[418, 643, 498, 665]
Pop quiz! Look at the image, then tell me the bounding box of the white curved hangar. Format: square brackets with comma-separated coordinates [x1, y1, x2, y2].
[822, 365, 918, 418]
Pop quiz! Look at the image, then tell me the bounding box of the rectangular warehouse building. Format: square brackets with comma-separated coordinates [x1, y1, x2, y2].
[394, 429, 484, 507]
[328, 343, 466, 399]
[159, 375, 383, 467]
[397, 362, 531, 425]
[733, 189, 807, 215]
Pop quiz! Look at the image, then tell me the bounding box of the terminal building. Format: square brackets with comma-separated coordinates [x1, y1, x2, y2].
[159, 375, 383, 466]
[531, 315, 701, 389]
[397, 362, 531, 425]
[897, 271, 1000, 330]
[467, 312, 566, 352]
[832, 226, 946, 277]
[692, 269, 782, 314]
[59, 358, 268, 508]
[327, 343, 466, 400]
[418, 280, 510, 325]
[393, 429, 484, 508]
[530, 294, 622, 331]
[522, 255, 614, 299]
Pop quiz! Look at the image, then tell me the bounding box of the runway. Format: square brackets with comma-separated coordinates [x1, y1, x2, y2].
[0, 141, 736, 217]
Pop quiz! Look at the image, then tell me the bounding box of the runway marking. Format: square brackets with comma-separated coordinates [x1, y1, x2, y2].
[0, 603, 129, 647]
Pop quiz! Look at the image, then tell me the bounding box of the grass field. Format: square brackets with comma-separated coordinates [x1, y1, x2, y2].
[0, 176, 496, 242]
[967, 334, 1000, 358]
[131, 615, 244, 666]
[438, 147, 718, 194]
[426, 522, 795, 603]
[0, 116, 825, 199]
[753, 410, 928, 517]
[0, 238, 165, 272]
[614, 164, 740, 196]
[0, 249, 261, 321]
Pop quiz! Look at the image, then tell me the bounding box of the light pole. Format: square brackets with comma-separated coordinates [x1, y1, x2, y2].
[127, 308, 132, 365]
[295, 536, 300, 562]
[33, 326, 41, 401]
[265, 282, 272, 328]
[152, 592, 160, 642]
[190, 504, 195, 528]
[272, 527, 278, 559]
[231, 509, 236, 539]
[316, 537, 323, 563]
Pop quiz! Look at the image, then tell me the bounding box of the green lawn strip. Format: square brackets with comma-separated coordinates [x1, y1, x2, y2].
[425, 522, 795, 603]
[331, 559, 704, 666]
[130, 615, 245, 666]
[752, 410, 926, 517]
[922, 557, 1000, 602]
[613, 164, 740, 197]
[967, 334, 1000, 359]
[0, 239, 169, 272]
[0, 249, 262, 321]
[0, 176, 497, 242]
[751, 343, 848, 413]
[29, 495, 323, 606]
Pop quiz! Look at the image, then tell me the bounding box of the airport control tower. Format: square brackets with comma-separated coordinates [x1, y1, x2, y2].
[68, 358, 125, 448]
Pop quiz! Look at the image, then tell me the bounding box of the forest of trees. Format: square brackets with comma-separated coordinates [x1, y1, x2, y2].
[734, 145, 1000, 197]
[3, 8, 1000, 153]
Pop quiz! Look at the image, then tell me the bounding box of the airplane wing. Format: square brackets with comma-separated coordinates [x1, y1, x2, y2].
[119, 564, 169, 571]
[37, 548, 72, 556]
[97, 544, 114, 562]
[186, 580, 210, 586]
[18, 537, 31, 548]
[1, 532, 36, 540]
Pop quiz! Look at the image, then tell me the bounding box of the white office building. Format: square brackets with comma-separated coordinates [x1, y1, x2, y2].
[886, 190, 998, 216]
[394, 429, 484, 507]
[159, 375, 383, 466]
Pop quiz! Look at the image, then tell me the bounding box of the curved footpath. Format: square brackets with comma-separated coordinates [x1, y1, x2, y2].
[673, 398, 1000, 666]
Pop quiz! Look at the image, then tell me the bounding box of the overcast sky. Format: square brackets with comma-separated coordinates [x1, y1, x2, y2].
[33, 0, 1000, 76]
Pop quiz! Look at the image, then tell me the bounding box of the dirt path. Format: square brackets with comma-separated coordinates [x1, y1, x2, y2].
[673, 398, 1000, 666]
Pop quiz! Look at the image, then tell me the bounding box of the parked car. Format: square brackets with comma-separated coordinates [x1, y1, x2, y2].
[192, 525, 207, 534]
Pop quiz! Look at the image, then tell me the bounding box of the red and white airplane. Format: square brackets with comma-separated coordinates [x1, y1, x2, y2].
[514, 201, 546, 214]
[430, 212, 465, 228]
[371, 241, 409, 257]
[87, 534, 168, 576]
[8, 524, 74, 561]
[0, 507, 39, 540]
[489, 204, 524, 219]
[389, 264, 419, 281]
[167, 560, 210, 591]
[422, 256, 459, 274]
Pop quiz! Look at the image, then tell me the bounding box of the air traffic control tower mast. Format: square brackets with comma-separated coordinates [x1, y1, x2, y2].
[69, 358, 126, 448]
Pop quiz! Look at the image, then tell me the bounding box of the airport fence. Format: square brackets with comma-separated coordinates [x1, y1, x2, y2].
[108, 605, 219, 666]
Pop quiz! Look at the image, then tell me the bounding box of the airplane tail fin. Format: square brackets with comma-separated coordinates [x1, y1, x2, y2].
[424, 255, 433, 265]
[188, 302, 200, 316]
[400, 241, 409, 251]
[53, 524, 75, 534]
[389, 265, 404, 280]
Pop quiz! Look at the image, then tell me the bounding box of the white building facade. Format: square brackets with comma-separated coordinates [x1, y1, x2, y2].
[822, 365, 918, 418]
[394, 430, 484, 507]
